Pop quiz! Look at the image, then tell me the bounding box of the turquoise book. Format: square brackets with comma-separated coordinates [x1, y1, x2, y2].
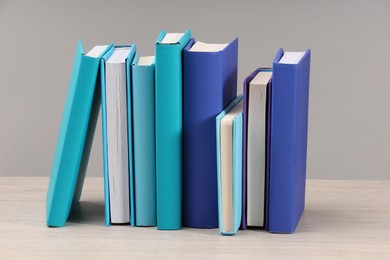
[46, 41, 113, 227]
[155, 29, 191, 230]
[100, 45, 137, 226]
[131, 54, 157, 227]
[216, 95, 243, 236]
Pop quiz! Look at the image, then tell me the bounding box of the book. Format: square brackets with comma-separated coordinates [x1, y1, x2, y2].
[242, 68, 271, 230]
[182, 38, 238, 228]
[245, 70, 272, 228]
[155, 29, 191, 230]
[216, 95, 243, 236]
[131, 54, 157, 227]
[46, 41, 113, 227]
[101, 45, 136, 226]
[268, 49, 311, 233]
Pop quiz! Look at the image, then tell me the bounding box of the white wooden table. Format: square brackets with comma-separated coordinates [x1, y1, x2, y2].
[1, 177, 389, 259]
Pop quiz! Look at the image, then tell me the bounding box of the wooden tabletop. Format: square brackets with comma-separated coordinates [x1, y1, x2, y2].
[1, 177, 389, 259]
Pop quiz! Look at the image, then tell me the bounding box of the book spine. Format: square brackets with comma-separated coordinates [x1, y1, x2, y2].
[132, 63, 156, 227]
[182, 38, 238, 228]
[155, 34, 190, 230]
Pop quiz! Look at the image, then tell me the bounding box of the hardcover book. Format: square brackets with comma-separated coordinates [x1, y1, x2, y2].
[182, 38, 238, 228]
[46, 41, 113, 227]
[242, 69, 272, 229]
[155, 29, 191, 230]
[100, 45, 136, 225]
[131, 54, 157, 227]
[268, 49, 311, 233]
[216, 95, 243, 235]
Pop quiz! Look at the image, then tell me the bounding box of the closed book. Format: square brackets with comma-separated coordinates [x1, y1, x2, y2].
[155, 30, 191, 230]
[131, 54, 156, 227]
[242, 69, 272, 230]
[268, 49, 311, 233]
[216, 95, 243, 236]
[100, 45, 136, 226]
[46, 41, 113, 227]
[182, 38, 238, 228]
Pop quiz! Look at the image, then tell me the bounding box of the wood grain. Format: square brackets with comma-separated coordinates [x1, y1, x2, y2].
[0, 177, 389, 259]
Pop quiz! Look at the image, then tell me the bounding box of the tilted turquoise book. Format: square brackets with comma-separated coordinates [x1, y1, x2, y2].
[155, 29, 191, 230]
[100, 45, 136, 226]
[216, 95, 243, 236]
[46, 41, 113, 227]
[131, 54, 156, 227]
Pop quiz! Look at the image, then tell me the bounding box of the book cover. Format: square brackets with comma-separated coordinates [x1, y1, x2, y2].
[46, 41, 113, 227]
[131, 54, 156, 227]
[182, 38, 238, 228]
[216, 95, 243, 236]
[155, 29, 191, 230]
[100, 45, 136, 226]
[268, 48, 311, 233]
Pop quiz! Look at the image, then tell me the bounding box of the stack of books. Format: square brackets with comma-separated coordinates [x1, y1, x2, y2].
[46, 29, 311, 236]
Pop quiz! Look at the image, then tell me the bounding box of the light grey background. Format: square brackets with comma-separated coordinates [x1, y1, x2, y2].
[1, 0, 389, 179]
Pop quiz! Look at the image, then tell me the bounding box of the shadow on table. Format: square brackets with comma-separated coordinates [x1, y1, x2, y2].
[68, 200, 106, 226]
[297, 206, 356, 234]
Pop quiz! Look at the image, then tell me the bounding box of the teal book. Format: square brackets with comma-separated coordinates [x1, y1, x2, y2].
[46, 41, 113, 227]
[100, 45, 136, 226]
[155, 29, 191, 230]
[216, 95, 243, 236]
[131, 54, 156, 226]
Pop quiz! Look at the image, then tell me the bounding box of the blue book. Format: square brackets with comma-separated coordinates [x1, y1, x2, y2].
[216, 95, 243, 236]
[268, 49, 311, 233]
[155, 29, 191, 230]
[131, 54, 156, 227]
[182, 38, 238, 228]
[241, 68, 272, 230]
[46, 41, 113, 227]
[100, 45, 136, 226]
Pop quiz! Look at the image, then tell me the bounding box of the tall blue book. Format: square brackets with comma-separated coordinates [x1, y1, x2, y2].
[216, 95, 243, 236]
[155, 29, 191, 230]
[100, 45, 136, 226]
[131, 54, 156, 227]
[46, 41, 113, 227]
[268, 48, 311, 233]
[182, 38, 238, 228]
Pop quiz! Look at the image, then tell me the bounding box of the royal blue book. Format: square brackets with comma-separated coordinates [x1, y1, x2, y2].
[131, 54, 156, 227]
[155, 30, 191, 230]
[216, 95, 243, 236]
[100, 45, 136, 226]
[182, 38, 238, 228]
[268, 49, 311, 233]
[46, 41, 113, 227]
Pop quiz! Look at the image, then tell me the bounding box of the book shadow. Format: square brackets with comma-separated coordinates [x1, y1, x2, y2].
[68, 200, 105, 226]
